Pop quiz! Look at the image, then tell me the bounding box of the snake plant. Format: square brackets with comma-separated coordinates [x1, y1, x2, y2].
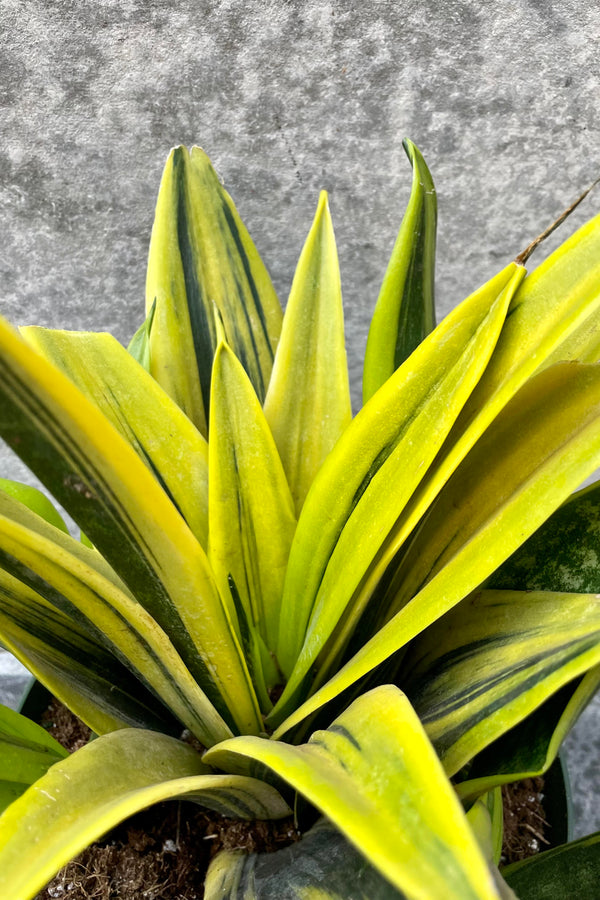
[1, 142, 600, 899]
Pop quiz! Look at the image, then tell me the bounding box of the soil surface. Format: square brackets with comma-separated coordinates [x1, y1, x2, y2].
[501, 777, 550, 865]
[33, 696, 550, 898]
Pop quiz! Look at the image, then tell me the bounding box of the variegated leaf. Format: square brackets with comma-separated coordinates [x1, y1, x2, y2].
[402, 589, 600, 776]
[363, 139, 437, 402]
[274, 362, 600, 738]
[209, 341, 296, 673]
[146, 145, 282, 434]
[20, 327, 210, 547]
[205, 819, 403, 899]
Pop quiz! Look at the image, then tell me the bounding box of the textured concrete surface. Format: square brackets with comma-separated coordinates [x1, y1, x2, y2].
[1, 0, 600, 839]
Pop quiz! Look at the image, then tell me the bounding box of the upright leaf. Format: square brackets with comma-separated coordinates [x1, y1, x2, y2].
[363, 139, 437, 402]
[206, 687, 501, 900]
[146, 146, 282, 434]
[209, 341, 296, 670]
[263, 191, 351, 513]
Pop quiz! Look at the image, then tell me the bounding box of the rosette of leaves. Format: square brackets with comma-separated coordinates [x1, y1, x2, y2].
[0, 142, 600, 899]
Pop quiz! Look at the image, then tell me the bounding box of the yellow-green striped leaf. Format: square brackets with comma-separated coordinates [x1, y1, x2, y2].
[205, 819, 403, 899]
[209, 341, 296, 677]
[363, 139, 437, 403]
[20, 327, 210, 547]
[0, 729, 291, 900]
[0, 703, 67, 813]
[0, 567, 180, 736]
[206, 686, 501, 900]
[457, 665, 600, 804]
[263, 192, 351, 514]
[273, 263, 523, 695]
[0, 494, 232, 745]
[146, 145, 282, 435]
[403, 589, 600, 776]
[0, 314, 261, 736]
[273, 362, 600, 738]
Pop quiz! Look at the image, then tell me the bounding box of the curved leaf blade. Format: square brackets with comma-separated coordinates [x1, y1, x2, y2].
[263, 191, 351, 513]
[363, 139, 437, 402]
[0, 479, 68, 534]
[403, 589, 600, 776]
[20, 327, 210, 547]
[146, 146, 282, 434]
[0, 566, 180, 736]
[489, 480, 600, 593]
[0, 315, 261, 735]
[0, 729, 290, 900]
[206, 686, 501, 900]
[274, 362, 600, 738]
[274, 263, 523, 697]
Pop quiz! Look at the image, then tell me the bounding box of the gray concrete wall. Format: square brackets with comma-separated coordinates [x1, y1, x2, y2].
[1, 0, 600, 837]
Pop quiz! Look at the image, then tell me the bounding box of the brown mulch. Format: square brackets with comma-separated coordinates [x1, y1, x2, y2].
[35, 801, 299, 900]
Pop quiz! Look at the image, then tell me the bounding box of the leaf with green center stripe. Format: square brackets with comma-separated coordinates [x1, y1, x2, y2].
[146, 145, 282, 435]
[263, 192, 351, 514]
[0, 565, 181, 736]
[401, 588, 600, 777]
[127, 298, 155, 370]
[206, 686, 502, 900]
[0, 703, 67, 814]
[363, 139, 437, 403]
[0, 728, 291, 900]
[272, 362, 600, 737]
[0, 314, 261, 736]
[273, 263, 523, 694]
[20, 327, 209, 548]
[209, 340, 295, 694]
[204, 819, 404, 899]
